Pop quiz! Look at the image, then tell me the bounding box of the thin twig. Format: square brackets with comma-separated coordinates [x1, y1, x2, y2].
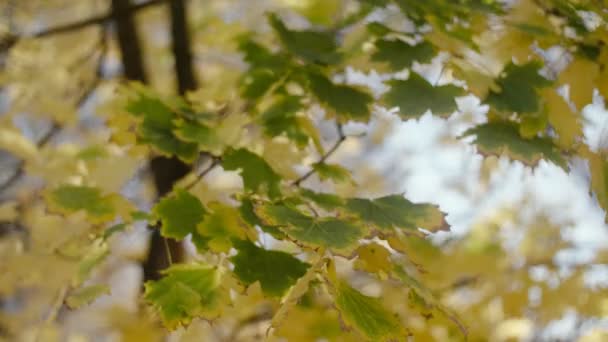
[184, 156, 221, 190]
[292, 123, 346, 186]
[163, 237, 173, 265]
[32, 0, 169, 38]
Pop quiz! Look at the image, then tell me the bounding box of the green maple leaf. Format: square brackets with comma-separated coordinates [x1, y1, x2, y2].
[384, 73, 464, 119]
[153, 189, 207, 240]
[332, 280, 405, 341]
[346, 195, 448, 233]
[259, 96, 311, 148]
[196, 203, 250, 252]
[173, 120, 222, 155]
[486, 61, 552, 114]
[222, 148, 282, 198]
[312, 162, 353, 184]
[237, 38, 290, 100]
[299, 189, 345, 211]
[231, 240, 310, 297]
[307, 71, 374, 122]
[463, 121, 567, 169]
[239, 198, 285, 238]
[372, 39, 435, 70]
[255, 203, 366, 254]
[144, 264, 228, 329]
[46, 185, 116, 221]
[127, 93, 198, 162]
[268, 13, 341, 65]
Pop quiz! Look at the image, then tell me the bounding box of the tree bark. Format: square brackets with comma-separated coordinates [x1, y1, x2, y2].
[111, 0, 148, 83]
[169, 0, 198, 94]
[111, 0, 190, 282]
[141, 0, 201, 281]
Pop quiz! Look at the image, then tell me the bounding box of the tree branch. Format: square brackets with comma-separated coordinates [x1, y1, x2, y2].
[32, 0, 169, 38]
[292, 123, 346, 186]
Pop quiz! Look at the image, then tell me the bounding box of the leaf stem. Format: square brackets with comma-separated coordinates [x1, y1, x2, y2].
[183, 156, 221, 190]
[292, 123, 346, 186]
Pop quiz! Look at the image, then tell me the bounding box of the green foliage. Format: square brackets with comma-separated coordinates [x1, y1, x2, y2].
[331, 280, 405, 341]
[307, 71, 374, 122]
[4, 0, 608, 340]
[126, 92, 198, 162]
[231, 240, 310, 296]
[268, 13, 341, 65]
[256, 203, 366, 254]
[384, 73, 464, 118]
[153, 189, 206, 240]
[464, 121, 567, 169]
[312, 162, 353, 183]
[372, 39, 435, 70]
[144, 264, 228, 329]
[486, 61, 552, 114]
[46, 185, 116, 221]
[346, 195, 448, 233]
[222, 148, 282, 198]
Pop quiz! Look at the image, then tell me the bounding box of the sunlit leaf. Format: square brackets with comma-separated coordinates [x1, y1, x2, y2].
[330, 280, 405, 341]
[153, 189, 206, 240]
[144, 264, 228, 329]
[45, 185, 116, 222]
[196, 203, 252, 252]
[354, 242, 392, 277]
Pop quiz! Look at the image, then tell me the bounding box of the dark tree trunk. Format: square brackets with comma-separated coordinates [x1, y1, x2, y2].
[111, 0, 147, 83]
[142, 0, 200, 281]
[169, 0, 198, 94]
[111, 0, 194, 282]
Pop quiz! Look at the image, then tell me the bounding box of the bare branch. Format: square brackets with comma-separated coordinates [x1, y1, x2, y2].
[292, 123, 346, 186]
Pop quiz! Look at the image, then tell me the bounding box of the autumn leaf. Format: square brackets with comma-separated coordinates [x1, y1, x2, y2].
[144, 264, 229, 329]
